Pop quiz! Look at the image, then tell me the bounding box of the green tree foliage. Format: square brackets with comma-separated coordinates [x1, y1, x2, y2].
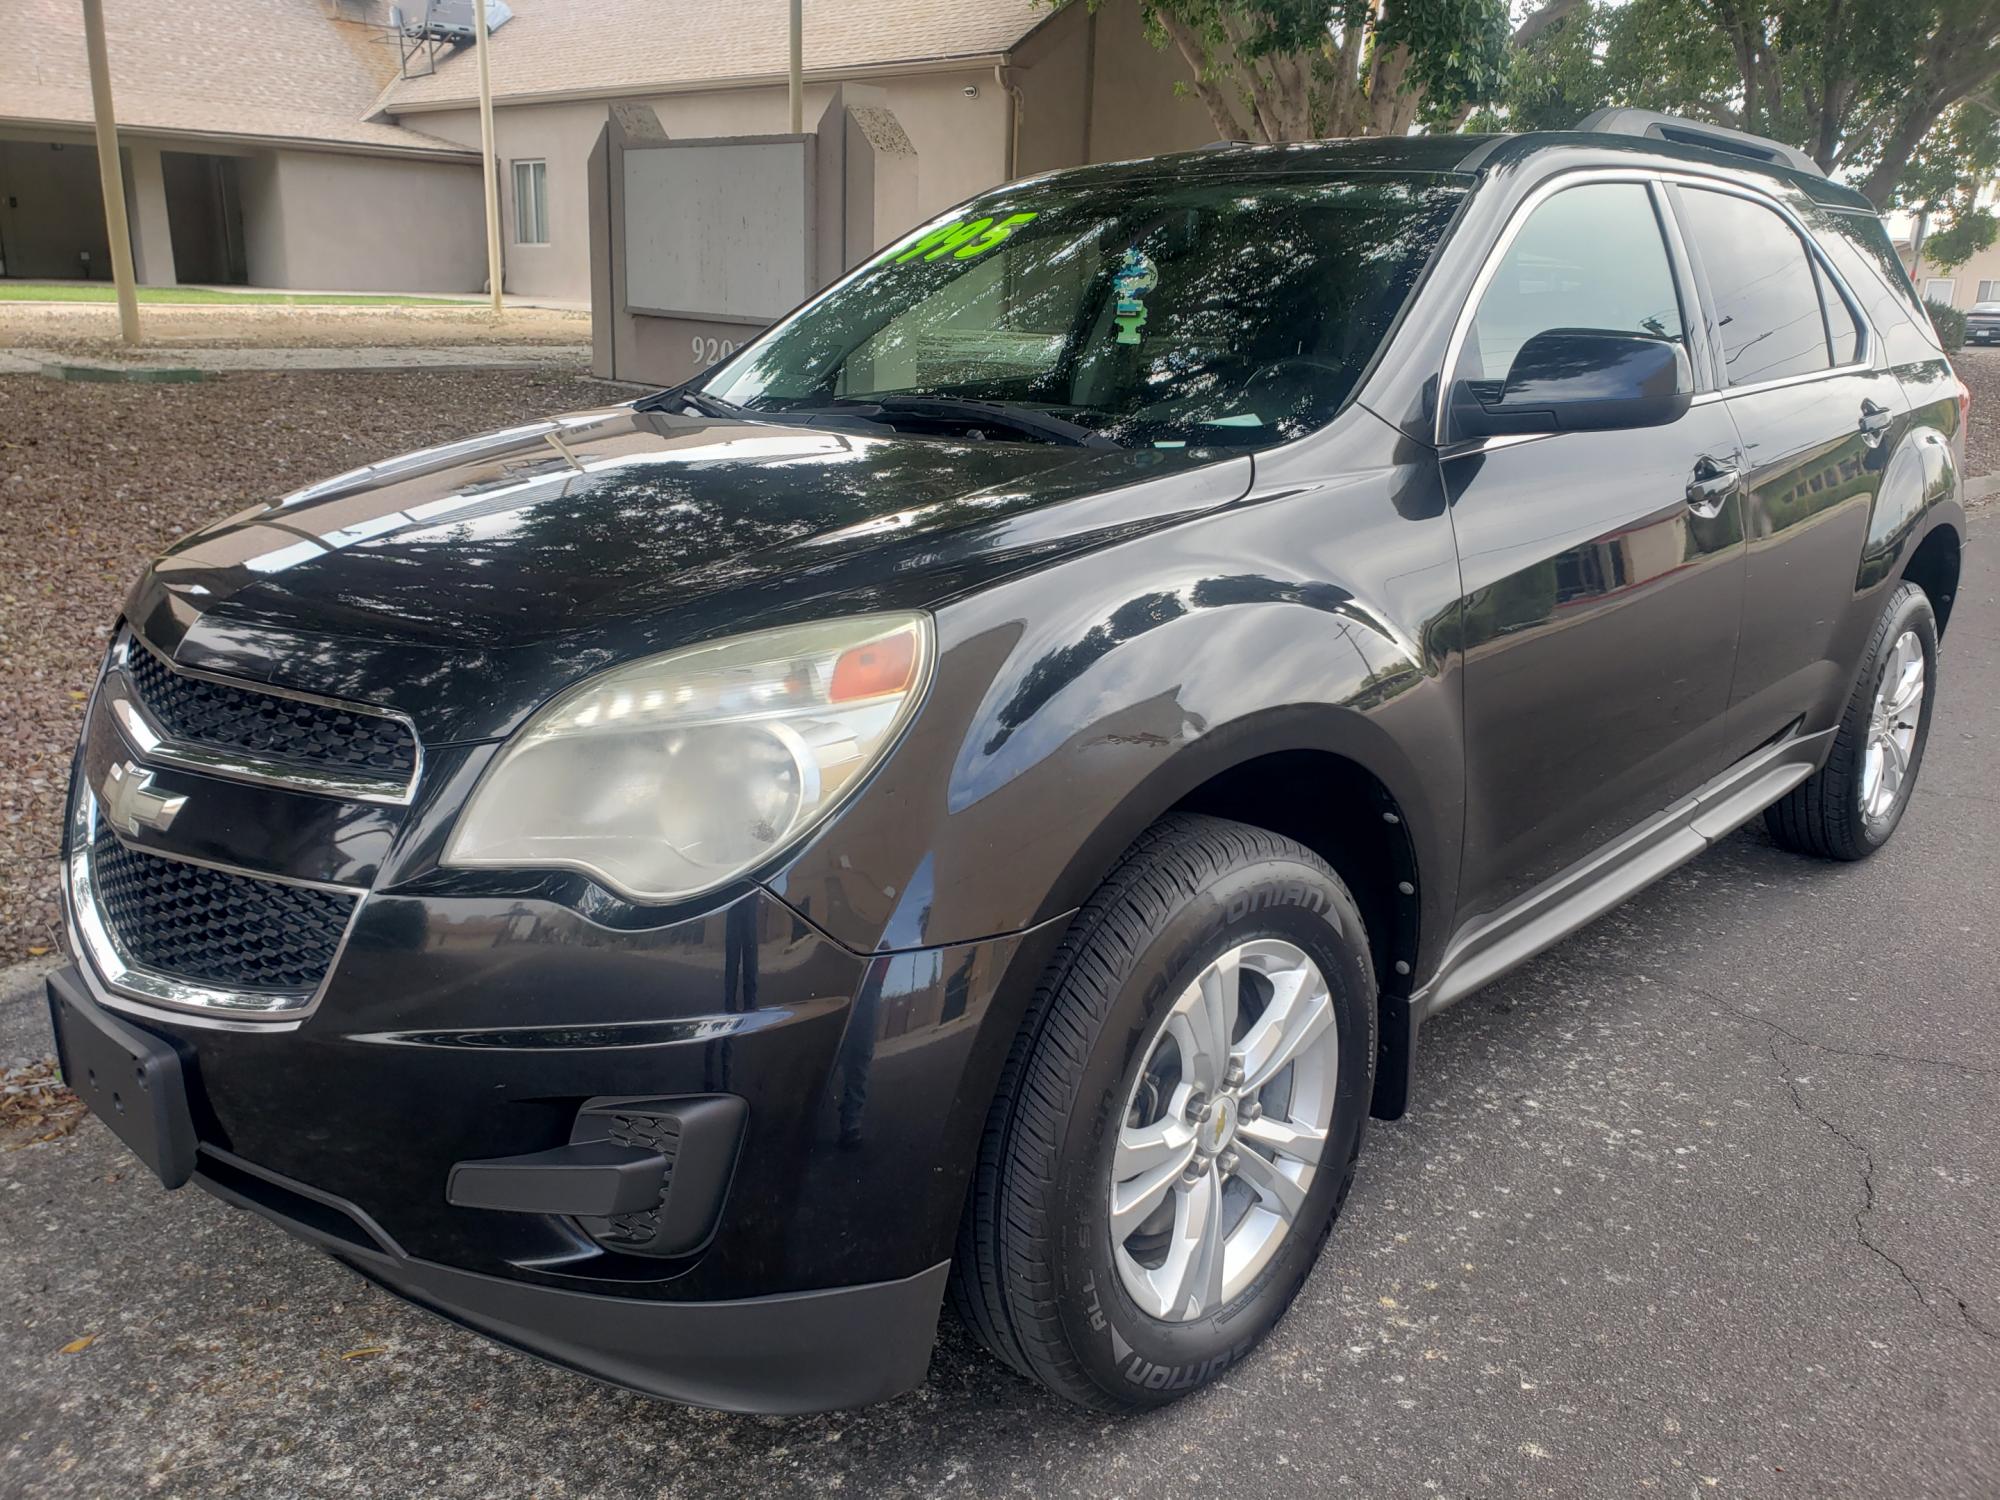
[1096, 0, 2000, 212]
[1926, 297, 1968, 347]
[1894, 88, 2000, 269]
[1109, 0, 1568, 141]
[1487, 0, 2000, 207]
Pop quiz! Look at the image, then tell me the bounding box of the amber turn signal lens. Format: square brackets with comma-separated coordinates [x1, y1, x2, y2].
[831, 627, 919, 702]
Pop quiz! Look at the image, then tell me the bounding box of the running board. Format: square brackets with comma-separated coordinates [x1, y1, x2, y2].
[1419, 728, 1832, 1019]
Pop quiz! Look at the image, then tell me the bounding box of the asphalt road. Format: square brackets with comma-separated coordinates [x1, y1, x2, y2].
[2, 538, 1995, 1500]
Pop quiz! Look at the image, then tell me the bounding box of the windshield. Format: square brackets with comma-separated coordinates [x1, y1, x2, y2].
[700, 171, 1466, 449]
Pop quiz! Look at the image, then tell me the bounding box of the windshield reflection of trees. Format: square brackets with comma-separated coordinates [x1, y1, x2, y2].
[713, 178, 1464, 447]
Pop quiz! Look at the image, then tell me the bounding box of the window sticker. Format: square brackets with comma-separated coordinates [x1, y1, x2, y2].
[886, 212, 1039, 265]
[1112, 248, 1159, 345]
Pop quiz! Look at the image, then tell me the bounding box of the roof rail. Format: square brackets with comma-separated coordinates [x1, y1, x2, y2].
[1574, 107, 1823, 177]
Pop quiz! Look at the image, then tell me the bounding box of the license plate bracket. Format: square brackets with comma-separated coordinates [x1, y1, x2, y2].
[48, 979, 197, 1188]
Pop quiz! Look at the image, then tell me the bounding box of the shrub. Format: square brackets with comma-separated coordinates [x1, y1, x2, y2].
[1926, 298, 1967, 352]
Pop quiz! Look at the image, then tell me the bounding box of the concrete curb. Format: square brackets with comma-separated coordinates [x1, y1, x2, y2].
[42, 363, 207, 384]
[1, 345, 592, 377]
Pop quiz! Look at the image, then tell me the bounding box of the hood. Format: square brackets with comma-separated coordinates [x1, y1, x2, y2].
[125, 406, 1249, 742]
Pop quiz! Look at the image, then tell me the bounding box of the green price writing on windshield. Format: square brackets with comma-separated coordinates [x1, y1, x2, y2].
[887, 212, 1039, 265]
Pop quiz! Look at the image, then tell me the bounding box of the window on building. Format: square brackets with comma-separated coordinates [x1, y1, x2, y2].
[1978, 279, 2000, 304]
[512, 160, 548, 246]
[1924, 277, 1956, 305]
[1678, 189, 1832, 386]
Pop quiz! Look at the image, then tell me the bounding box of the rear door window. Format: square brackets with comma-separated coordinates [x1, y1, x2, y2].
[1677, 189, 1833, 386]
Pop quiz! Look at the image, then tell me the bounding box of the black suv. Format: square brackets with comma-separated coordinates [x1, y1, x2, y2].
[48, 112, 1966, 1414]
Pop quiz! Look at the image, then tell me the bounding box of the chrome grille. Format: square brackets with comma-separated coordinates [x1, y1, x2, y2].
[89, 825, 355, 993]
[122, 638, 417, 783]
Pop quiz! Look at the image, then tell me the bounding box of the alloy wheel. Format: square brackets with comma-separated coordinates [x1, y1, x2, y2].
[1861, 628, 1925, 828]
[1109, 938, 1339, 1321]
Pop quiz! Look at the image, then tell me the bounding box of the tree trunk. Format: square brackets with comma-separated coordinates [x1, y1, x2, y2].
[1269, 52, 1314, 140]
[1808, 77, 1852, 170]
[1704, 0, 1762, 133]
[1365, 43, 1415, 137]
[1324, 22, 1369, 136]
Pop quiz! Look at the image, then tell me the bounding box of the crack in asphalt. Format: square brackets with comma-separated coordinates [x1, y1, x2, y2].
[1763, 1033, 1989, 1345]
[1694, 988, 2000, 1351]
[1730, 1010, 1998, 1083]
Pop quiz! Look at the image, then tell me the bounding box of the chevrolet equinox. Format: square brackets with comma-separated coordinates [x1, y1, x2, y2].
[49, 112, 1968, 1413]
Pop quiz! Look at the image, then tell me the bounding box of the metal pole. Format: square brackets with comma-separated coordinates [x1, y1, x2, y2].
[788, 0, 803, 133]
[475, 0, 504, 314]
[80, 0, 140, 345]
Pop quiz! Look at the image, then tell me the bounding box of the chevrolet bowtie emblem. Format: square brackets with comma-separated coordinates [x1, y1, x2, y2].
[102, 761, 187, 838]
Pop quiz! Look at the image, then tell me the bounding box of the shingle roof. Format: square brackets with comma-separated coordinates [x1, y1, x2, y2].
[2, 0, 476, 157]
[376, 0, 1050, 112]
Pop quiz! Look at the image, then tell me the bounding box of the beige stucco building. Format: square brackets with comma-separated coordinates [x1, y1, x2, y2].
[1904, 243, 2000, 312]
[0, 0, 1210, 299]
[371, 0, 1213, 304]
[1897, 179, 2000, 311]
[0, 0, 486, 290]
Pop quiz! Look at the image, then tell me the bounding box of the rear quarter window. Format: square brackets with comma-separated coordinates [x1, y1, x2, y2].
[1814, 207, 1946, 362]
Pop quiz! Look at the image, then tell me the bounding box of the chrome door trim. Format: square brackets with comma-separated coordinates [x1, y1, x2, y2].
[1435, 164, 1879, 448]
[1660, 173, 1875, 398]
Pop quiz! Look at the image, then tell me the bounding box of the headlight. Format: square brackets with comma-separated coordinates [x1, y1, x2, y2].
[443, 614, 932, 902]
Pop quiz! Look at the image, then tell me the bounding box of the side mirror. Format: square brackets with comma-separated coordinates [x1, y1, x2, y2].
[1451, 329, 1692, 440]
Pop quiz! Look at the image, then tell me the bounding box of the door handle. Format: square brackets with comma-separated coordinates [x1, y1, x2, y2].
[1686, 456, 1740, 517]
[1859, 399, 1894, 446]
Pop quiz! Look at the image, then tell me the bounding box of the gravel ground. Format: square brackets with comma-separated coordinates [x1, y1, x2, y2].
[0, 302, 589, 354]
[1955, 348, 2000, 482]
[0, 369, 628, 962]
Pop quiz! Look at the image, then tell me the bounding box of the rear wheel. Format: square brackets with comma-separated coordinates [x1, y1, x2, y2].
[1766, 580, 1937, 860]
[950, 814, 1376, 1409]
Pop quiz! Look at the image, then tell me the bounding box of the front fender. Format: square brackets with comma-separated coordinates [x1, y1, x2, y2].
[766, 428, 1465, 967]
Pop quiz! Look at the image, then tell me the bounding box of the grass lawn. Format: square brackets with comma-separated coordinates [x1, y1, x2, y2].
[0, 283, 466, 306]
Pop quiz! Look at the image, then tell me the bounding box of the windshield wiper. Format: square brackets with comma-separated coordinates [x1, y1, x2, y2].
[875, 396, 1123, 450]
[636, 385, 745, 419]
[795, 396, 1122, 450]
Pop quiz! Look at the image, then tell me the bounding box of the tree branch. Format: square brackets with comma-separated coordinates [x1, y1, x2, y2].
[1511, 0, 1585, 51]
[1158, 10, 1253, 141]
[1218, 9, 1291, 140]
[1859, 28, 2000, 207]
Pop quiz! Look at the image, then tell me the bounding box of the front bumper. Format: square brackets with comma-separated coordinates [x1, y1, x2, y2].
[50, 882, 1067, 1411]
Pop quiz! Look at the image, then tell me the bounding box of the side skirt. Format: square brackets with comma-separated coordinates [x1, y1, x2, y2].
[1372, 725, 1833, 1118]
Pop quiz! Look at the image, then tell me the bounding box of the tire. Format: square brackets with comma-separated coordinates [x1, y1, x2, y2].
[1765, 580, 1938, 861]
[949, 814, 1377, 1409]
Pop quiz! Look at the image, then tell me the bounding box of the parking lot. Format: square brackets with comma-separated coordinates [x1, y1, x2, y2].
[1, 364, 1996, 1498]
